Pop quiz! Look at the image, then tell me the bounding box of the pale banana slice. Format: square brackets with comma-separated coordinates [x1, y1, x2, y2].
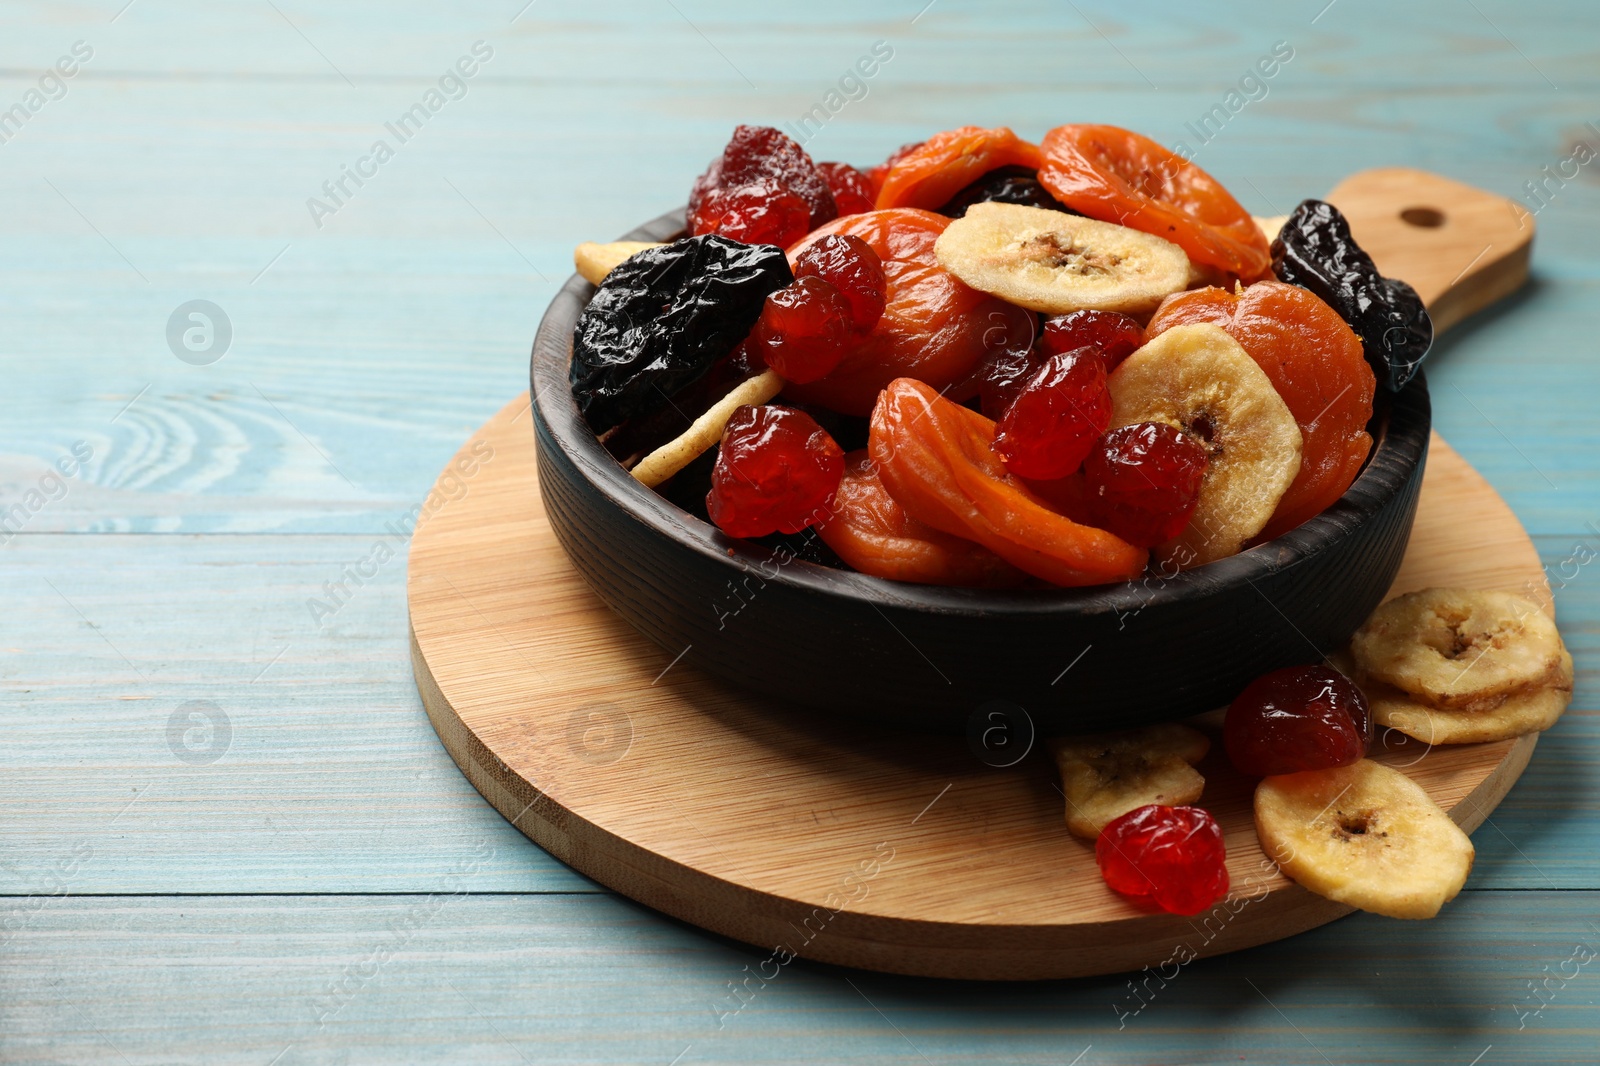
[1108, 323, 1303, 569]
[1047, 723, 1209, 840]
[1365, 653, 1572, 745]
[575, 241, 665, 286]
[933, 202, 1191, 315]
[1255, 759, 1474, 919]
[1351, 588, 1568, 713]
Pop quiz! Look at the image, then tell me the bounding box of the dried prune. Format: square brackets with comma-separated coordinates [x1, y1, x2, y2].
[937, 165, 1071, 218]
[1272, 199, 1433, 391]
[571, 236, 793, 432]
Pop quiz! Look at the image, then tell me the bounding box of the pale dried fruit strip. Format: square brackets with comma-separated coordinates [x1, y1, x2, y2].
[575, 241, 665, 286]
[629, 370, 783, 488]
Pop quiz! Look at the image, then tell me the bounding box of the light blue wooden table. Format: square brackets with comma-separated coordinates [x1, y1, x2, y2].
[3, 1, 1596, 1062]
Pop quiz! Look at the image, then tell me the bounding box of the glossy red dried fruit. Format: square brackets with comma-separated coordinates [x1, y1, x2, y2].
[993, 349, 1111, 479]
[817, 162, 877, 216]
[1095, 804, 1229, 916]
[750, 276, 853, 384]
[1082, 422, 1208, 548]
[706, 405, 845, 538]
[1040, 310, 1147, 372]
[783, 209, 1036, 415]
[793, 234, 887, 333]
[689, 179, 812, 248]
[1225, 665, 1374, 777]
[689, 125, 837, 233]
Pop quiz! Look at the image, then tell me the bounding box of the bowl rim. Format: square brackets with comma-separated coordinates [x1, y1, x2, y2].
[532, 207, 1432, 619]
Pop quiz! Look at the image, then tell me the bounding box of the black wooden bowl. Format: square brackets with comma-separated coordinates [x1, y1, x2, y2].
[532, 210, 1431, 734]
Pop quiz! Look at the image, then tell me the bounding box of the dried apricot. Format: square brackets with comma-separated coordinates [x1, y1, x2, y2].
[782, 209, 1036, 416]
[817, 452, 1027, 587]
[1038, 124, 1271, 281]
[869, 378, 1147, 587]
[1147, 281, 1375, 539]
[874, 126, 1042, 211]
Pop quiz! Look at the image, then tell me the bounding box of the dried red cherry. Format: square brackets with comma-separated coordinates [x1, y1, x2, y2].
[750, 276, 853, 384]
[706, 405, 845, 538]
[688, 125, 837, 233]
[817, 162, 876, 216]
[1082, 422, 1208, 548]
[689, 179, 811, 248]
[992, 349, 1111, 479]
[1040, 309, 1147, 372]
[1096, 804, 1229, 916]
[1225, 664, 1373, 777]
[793, 234, 887, 334]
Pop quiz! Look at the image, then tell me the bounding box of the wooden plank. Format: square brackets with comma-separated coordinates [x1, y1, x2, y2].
[0, 533, 593, 894]
[2, 892, 1597, 1064]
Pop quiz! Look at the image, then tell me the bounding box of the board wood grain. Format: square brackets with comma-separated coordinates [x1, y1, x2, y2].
[409, 388, 1555, 978]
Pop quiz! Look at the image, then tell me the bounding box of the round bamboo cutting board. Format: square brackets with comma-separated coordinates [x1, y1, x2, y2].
[409, 168, 1547, 979]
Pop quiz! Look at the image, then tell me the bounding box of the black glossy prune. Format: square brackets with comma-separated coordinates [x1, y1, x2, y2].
[937, 166, 1074, 218]
[571, 235, 793, 432]
[1272, 199, 1432, 392]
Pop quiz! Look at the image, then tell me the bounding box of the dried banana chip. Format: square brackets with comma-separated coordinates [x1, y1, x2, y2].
[933, 202, 1191, 315]
[1366, 649, 1572, 745]
[1048, 722, 1209, 840]
[1255, 758, 1473, 919]
[1351, 588, 1567, 712]
[1108, 324, 1303, 568]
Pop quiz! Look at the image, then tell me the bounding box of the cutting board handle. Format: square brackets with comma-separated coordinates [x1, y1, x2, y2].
[1258, 167, 1534, 335]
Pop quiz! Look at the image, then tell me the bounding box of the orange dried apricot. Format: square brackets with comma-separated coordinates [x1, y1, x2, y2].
[817, 452, 1026, 587]
[1038, 124, 1271, 281]
[869, 378, 1148, 587]
[783, 209, 1035, 416]
[874, 126, 1043, 211]
[1147, 281, 1375, 538]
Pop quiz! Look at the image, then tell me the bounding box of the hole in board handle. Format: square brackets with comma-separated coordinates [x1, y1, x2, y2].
[1400, 207, 1446, 228]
